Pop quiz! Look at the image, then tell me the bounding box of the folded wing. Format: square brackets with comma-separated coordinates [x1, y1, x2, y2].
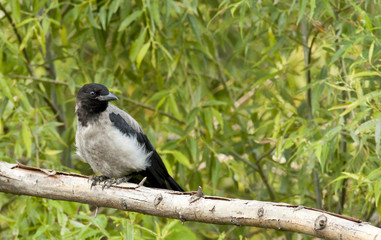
[109, 112, 184, 191]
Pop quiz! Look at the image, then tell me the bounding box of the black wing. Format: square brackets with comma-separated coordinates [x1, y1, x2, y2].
[109, 112, 184, 192]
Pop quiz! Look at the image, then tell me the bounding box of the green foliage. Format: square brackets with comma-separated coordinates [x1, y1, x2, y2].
[0, 0, 380, 238]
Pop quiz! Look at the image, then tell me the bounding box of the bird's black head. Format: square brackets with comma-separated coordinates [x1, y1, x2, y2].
[76, 83, 118, 125]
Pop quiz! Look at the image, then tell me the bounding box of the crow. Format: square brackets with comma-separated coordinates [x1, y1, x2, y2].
[75, 83, 184, 191]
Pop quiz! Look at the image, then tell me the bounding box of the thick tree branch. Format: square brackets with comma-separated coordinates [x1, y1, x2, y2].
[0, 161, 380, 239]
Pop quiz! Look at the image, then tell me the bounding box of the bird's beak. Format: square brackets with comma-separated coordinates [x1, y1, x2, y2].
[96, 92, 118, 101]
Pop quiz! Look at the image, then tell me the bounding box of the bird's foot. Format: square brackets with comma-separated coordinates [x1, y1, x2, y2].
[90, 173, 142, 190]
[89, 175, 109, 189]
[101, 176, 134, 190]
[115, 176, 132, 185]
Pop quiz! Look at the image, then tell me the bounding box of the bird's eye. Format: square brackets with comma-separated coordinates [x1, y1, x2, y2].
[90, 91, 96, 96]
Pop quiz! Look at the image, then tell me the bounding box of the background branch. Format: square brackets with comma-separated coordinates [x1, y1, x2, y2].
[8, 74, 184, 124]
[0, 161, 379, 240]
[301, 18, 323, 210]
[0, 3, 34, 76]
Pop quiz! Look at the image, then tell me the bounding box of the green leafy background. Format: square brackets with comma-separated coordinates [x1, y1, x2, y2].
[0, 0, 380, 239]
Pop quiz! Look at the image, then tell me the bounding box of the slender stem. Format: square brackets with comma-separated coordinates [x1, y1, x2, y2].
[44, 31, 72, 167]
[338, 59, 348, 214]
[250, 153, 277, 201]
[334, 5, 349, 214]
[301, 18, 323, 210]
[257, 146, 276, 163]
[301, 19, 313, 120]
[214, 48, 276, 201]
[121, 97, 185, 125]
[213, 138, 258, 172]
[9, 75, 68, 85]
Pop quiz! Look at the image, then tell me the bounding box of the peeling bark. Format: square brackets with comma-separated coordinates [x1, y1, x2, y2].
[0, 161, 380, 239]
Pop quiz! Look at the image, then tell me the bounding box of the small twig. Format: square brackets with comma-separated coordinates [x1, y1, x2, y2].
[94, 206, 99, 217]
[8, 75, 185, 124]
[256, 146, 276, 163]
[137, 177, 147, 188]
[189, 186, 205, 203]
[9, 75, 69, 85]
[213, 138, 258, 172]
[120, 96, 185, 125]
[250, 153, 277, 201]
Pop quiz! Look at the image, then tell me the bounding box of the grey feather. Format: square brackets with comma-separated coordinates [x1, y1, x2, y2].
[75, 104, 151, 178]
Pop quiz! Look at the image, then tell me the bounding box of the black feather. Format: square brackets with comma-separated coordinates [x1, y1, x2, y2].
[76, 83, 111, 127]
[109, 113, 184, 192]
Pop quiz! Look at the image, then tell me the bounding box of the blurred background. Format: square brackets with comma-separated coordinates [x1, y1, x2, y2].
[0, 0, 380, 239]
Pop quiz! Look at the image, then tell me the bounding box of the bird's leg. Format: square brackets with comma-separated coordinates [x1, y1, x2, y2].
[89, 175, 109, 189]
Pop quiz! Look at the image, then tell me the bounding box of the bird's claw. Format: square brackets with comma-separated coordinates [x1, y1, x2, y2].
[101, 176, 132, 189]
[89, 174, 138, 190]
[102, 178, 117, 190]
[115, 176, 132, 185]
[89, 175, 109, 189]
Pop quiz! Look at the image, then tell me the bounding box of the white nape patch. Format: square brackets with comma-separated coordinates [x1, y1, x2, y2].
[75, 111, 152, 178]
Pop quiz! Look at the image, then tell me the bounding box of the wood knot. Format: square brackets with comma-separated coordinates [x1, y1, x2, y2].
[257, 207, 264, 218]
[209, 205, 216, 213]
[178, 212, 185, 224]
[314, 214, 327, 230]
[120, 199, 128, 210]
[154, 194, 163, 207]
[231, 217, 241, 226]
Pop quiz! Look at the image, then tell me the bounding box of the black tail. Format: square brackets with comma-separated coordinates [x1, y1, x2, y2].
[166, 175, 184, 192]
[142, 169, 184, 192]
[143, 151, 184, 192]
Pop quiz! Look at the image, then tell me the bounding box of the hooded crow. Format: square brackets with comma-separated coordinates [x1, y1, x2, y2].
[75, 83, 184, 192]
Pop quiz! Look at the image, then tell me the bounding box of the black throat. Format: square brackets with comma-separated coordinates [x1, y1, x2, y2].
[76, 100, 108, 127]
